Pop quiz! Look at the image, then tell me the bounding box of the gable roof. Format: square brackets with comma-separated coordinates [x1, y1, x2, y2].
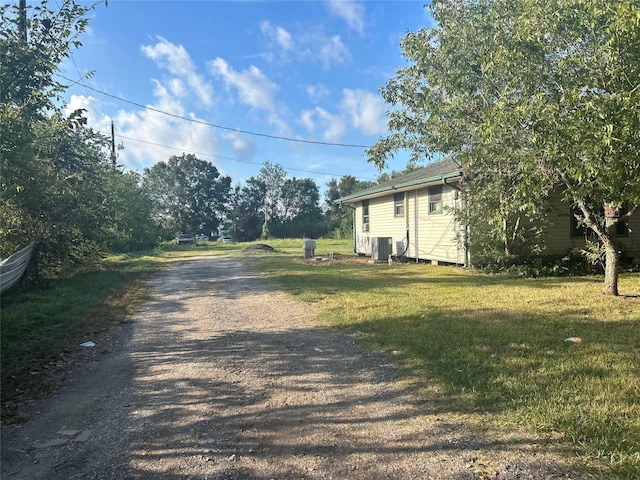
[336, 157, 462, 204]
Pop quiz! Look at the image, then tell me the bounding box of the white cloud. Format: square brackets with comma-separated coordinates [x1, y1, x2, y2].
[141, 36, 213, 107]
[326, 1, 365, 34]
[318, 35, 351, 70]
[114, 104, 217, 172]
[65, 94, 112, 133]
[65, 87, 217, 173]
[209, 57, 279, 111]
[340, 88, 387, 136]
[259, 21, 351, 70]
[306, 83, 330, 103]
[299, 110, 315, 131]
[260, 21, 294, 51]
[223, 132, 256, 162]
[299, 106, 347, 143]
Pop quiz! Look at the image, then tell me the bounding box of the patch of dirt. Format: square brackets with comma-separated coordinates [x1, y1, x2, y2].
[243, 244, 275, 253]
[1, 257, 592, 479]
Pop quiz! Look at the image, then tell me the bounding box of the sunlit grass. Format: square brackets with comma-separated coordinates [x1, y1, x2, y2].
[249, 242, 640, 477]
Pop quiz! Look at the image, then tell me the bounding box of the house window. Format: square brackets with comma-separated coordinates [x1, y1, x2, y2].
[428, 185, 443, 214]
[570, 208, 585, 238]
[394, 193, 404, 217]
[362, 200, 370, 231]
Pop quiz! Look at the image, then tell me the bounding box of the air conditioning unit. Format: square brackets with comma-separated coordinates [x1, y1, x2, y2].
[362, 223, 370, 232]
[303, 238, 316, 259]
[371, 237, 392, 261]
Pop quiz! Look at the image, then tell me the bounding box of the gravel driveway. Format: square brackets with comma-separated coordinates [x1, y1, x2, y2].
[1, 257, 584, 479]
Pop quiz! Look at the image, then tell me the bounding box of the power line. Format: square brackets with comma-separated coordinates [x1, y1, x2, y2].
[56, 74, 373, 149]
[110, 132, 377, 181]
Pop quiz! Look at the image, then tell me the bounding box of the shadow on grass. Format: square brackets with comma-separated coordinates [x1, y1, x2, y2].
[254, 258, 604, 297]
[0, 262, 156, 423]
[250, 257, 640, 475]
[2, 254, 636, 478]
[332, 307, 640, 476]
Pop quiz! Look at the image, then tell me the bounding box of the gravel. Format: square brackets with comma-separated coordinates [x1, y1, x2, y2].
[1, 257, 589, 479]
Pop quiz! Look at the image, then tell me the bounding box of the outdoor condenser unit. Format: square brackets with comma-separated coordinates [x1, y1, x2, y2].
[303, 238, 316, 259]
[371, 237, 392, 261]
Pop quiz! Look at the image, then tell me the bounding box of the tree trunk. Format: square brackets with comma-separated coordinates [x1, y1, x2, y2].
[502, 216, 510, 257]
[602, 204, 620, 296]
[602, 238, 619, 296]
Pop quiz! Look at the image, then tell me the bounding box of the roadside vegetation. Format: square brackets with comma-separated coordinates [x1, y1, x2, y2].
[0, 254, 158, 423]
[2, 240, 638, 477]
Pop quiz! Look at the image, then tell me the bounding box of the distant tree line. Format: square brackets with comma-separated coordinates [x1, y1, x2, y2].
[142, 155, 373, 244]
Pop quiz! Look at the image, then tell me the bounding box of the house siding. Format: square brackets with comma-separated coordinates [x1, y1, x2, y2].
[355, 195, 407, 256]
[342, 156, 639, 265]
[353, 184, 464, 264]
[543, 191, 640, 258]
[413, 186, 463, 264]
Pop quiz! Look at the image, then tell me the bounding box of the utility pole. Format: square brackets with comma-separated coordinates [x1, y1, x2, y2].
[19, 0, 27, 43]
[110, 121, 116, 167]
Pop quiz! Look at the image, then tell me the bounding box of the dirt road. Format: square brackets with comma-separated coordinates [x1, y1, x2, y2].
[1, 257, 583, 479]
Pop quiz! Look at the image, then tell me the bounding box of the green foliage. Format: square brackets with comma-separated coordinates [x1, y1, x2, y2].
[581, 240, 607, 270]
[98, 169, 158, 251]
[474, 250, 599, 278]
[142, 153, 231, 238]
[324, 175, 372, 239]
[0, 0, 160, 287]
[368, 0, 640, 295]
[258, 161, 287, 224]
[225, 178, 266, 242]
[261, 220, 271, 240]
[269, 177, 324, 238]
[0, 1, 95, 115]
[227, 163, 329, 241]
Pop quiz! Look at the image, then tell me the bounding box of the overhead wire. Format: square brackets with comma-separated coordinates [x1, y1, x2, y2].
[109, 132, 377, 181]
[55, 73, 374, 149]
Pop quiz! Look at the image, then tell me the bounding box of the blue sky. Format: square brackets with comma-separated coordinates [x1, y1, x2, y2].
[61, 0, 434, 193]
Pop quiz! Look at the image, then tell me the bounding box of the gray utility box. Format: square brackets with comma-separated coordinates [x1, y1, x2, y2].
[303, 238, 316, 259]
[371, 237, 392, 261]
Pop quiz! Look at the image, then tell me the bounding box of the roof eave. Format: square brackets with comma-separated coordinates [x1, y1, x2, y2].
[335, 171, 462, 204]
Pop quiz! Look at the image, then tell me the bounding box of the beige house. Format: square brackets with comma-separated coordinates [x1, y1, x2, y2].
[336, 158, 640, 265]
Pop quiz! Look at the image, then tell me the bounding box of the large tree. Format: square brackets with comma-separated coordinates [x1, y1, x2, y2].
[225, 178, 266, 242]
[142, 153, 231, 237]
[1, 0, 119, 281]
[272, 177, 324, 238]
[368, 0, 640, 294]
[257, 161, 287, 238]
[99, 168, 158, 251]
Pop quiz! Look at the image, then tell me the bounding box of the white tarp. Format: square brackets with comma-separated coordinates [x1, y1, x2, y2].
[0, 242, 35, 293]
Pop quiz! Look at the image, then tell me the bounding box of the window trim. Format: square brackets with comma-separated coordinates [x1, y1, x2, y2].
[362, 199, 370, 228]
[394, 192, 404, 217]
[428, 185, 443, 215]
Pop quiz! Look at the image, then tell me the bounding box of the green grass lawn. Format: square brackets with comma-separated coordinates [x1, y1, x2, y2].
[246, 239, 640, 478]
[2, 238, 638, 477]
